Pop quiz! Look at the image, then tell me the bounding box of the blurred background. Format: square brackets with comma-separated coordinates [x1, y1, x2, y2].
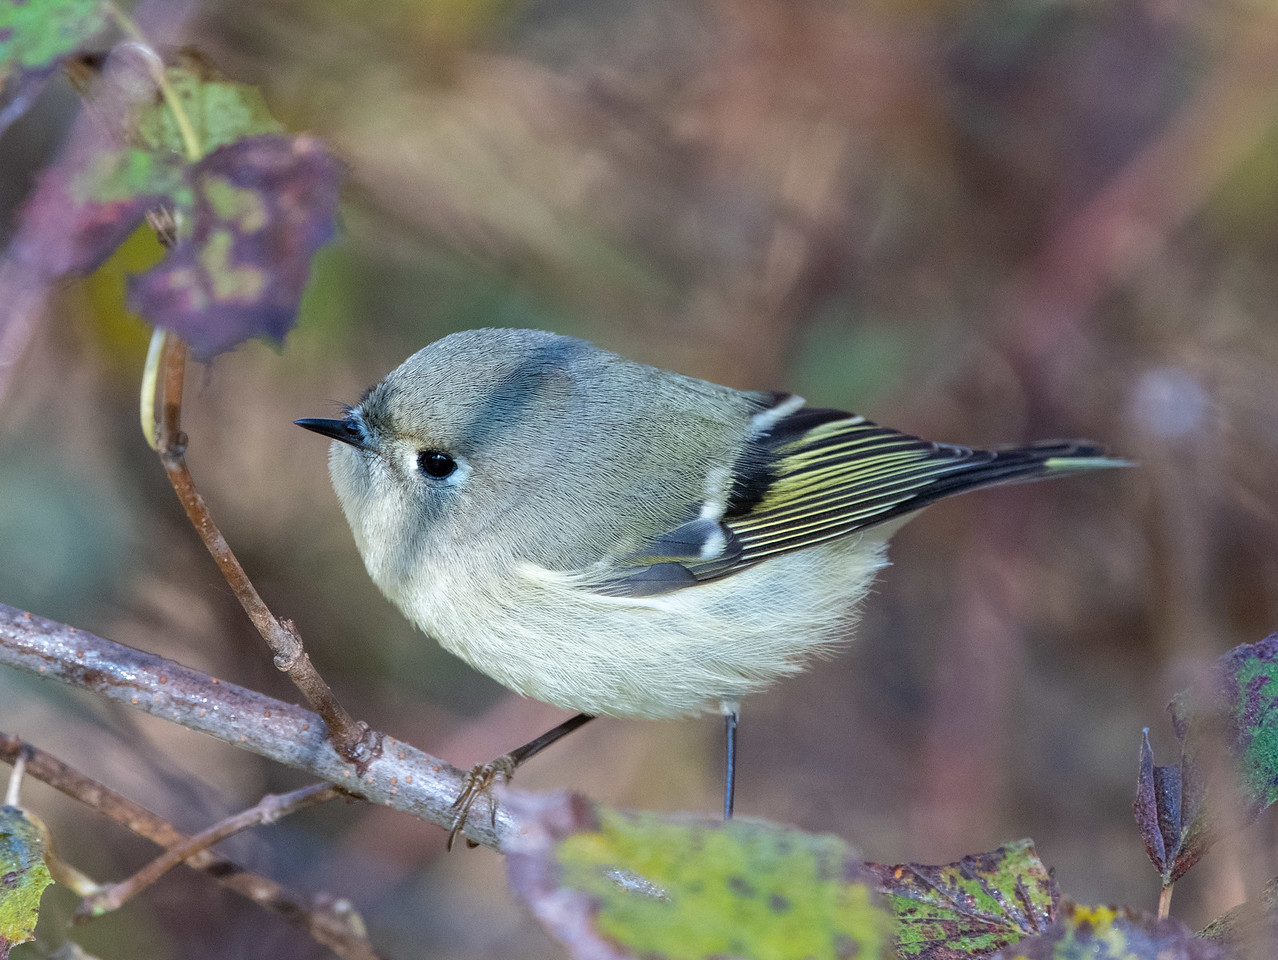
[3, 0, 1278, 956]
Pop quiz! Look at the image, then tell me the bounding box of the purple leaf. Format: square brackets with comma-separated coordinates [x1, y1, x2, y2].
[128, 134, 342, 356]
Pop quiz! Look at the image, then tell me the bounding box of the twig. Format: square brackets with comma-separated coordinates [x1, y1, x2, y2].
[1158, 882, 1174, 920]
[80, 782, 343, 917]
[0, 602, 513, 850]
[153, 335, 377, 765]
[0, 734, 382, 960]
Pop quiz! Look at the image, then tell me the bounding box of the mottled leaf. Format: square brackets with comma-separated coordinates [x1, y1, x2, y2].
[506, 791, 896, 960]
[989, 903, 1226, 960]
[7, 52, 288, 281]
[863, 840, 1059, 959]
[0, 0, 110, 134]
[1135, 633, 1278, 885]
[134, 58, 283, 157]
[128, 134, 342, 356]
[1193, 633, 1278, 814]
[0, 805, 53, 958]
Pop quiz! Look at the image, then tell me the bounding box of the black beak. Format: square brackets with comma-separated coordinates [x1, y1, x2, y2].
[295, 417, 367, 449]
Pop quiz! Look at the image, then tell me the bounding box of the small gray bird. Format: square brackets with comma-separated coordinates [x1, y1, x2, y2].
[298, 328, 1122, 842]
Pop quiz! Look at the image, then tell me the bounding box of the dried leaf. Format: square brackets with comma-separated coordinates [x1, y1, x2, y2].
[1132, 728, 1209, 885]
[863, 840, 1059, 959]
[989, 903, 1226, 960]
[505, 791, 896, 960]
[0, 805, 53, 958]
[127, 134, 342, 356]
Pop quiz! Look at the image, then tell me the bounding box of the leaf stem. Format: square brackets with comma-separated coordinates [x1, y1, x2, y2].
[108, 1, 205, 446]
[104, 2, 203, 162]
[139, 326, 166, 450]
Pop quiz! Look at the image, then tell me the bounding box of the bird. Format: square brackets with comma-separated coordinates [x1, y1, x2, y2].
[296, 327, 1124, 845]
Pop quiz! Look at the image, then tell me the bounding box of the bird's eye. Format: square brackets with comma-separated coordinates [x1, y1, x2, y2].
[417, 450, 457, 479]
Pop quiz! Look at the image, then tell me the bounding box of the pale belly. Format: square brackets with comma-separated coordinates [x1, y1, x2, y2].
[391, 535, 889, 718]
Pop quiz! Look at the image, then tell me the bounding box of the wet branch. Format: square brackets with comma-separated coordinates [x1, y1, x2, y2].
[0, 602, 516, 851]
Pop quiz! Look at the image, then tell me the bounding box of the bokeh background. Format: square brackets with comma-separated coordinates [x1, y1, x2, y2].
[3, 0, 1278, 957]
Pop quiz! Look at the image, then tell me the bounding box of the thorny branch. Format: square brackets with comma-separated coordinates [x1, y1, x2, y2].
[153, 334, 379, 766]
[0, 733, 383, 960]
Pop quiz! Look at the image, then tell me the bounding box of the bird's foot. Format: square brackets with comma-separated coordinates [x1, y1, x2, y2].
[447, 753, 517, 851]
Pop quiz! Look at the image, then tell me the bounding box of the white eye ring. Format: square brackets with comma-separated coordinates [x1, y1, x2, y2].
[409, 450, 470, 486]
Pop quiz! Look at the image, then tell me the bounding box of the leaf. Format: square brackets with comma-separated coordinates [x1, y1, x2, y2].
[863, 840, 1059, 959]
[7, 47, 166, 282]
[0, 805, 54, 958]
[1195, 632, 1278, 814]
[8, 52, 286, 283]
[0, 0, 107, 76]
[0, 0, 110, 134]
[1134, 633, 1278, 885]
[505, 791, 897, 960]
[988, 902, 1226, 960]
[127, 134, 342, 356]
[134, 58, 284, 157]
[1132, 728, 1209, 885]
[6, 46, 332, 358]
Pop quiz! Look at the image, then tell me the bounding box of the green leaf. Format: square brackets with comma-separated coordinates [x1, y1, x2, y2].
[0, 0, 110, 135]
[863, 840, 1059, 959]
[989, 903, 1226, 960]
[134, 61, 284, 158]
[0, 805, 54, 957]
[0, 0, 108, 76]
[1206, 633, 1278, 812]
[83, 60, 285, 208]
[506, 792, 896, 960]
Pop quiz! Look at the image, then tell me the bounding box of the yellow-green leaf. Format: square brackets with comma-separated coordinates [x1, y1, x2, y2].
[1, 805, 54, 955]
[506, 792, 896, 960]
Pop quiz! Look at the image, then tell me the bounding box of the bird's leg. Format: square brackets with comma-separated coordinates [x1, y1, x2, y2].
[721, 699, 740, 820]
[448, 712, 595, 849]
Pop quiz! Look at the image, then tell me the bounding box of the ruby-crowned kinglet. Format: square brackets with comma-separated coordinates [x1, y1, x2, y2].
[298, 327, 1123, 839]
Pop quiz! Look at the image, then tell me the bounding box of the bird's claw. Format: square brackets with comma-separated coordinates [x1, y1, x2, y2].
[446, 753, 517, 851]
